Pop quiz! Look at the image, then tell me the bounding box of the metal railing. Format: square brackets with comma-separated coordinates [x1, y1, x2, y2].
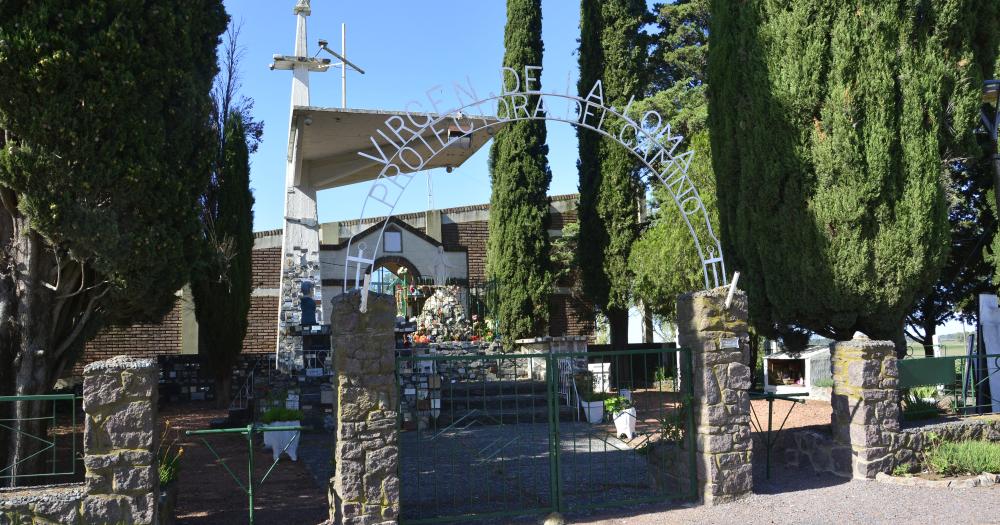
[186, 423, 306, 525]
[0, 394, 80, 483]
[898, 353, 1000, 418]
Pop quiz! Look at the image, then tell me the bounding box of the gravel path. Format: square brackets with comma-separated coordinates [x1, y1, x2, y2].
[568, 459, 1000, 525]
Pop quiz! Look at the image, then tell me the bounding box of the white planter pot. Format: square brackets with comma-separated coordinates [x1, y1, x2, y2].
[613, 408, 636, 440]
[262, 420, 300, 461]
[581, 400, 604, 424]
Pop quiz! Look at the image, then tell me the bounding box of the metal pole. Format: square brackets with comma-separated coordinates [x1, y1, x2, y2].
[247, 424, 254, 525]
[341, 23, 347, 108]
[766, 398, 774, 480]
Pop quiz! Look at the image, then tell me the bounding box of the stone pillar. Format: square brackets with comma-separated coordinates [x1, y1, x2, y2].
[330, 291, 399, 525]
[830, 336, 899, 479]
[677, 287, 752, 505]
[81, 357, 159, 524]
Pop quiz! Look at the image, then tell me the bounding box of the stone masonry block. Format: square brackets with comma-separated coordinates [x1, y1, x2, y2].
[678, 286, 752, 505]
[104, 400, 154, 449]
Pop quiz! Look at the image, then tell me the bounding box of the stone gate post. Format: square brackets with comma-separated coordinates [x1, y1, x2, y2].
[830, 336, 899, 479]
[329, 291, 399, 525]
[677, 287, 752, 505]
[82, 356, 159, 524]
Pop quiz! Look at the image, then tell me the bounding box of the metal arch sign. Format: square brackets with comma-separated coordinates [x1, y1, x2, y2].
[342, 65, 726, 295]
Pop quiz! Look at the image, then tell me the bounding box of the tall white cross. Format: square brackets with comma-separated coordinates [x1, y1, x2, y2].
[270, 1, 365, 109]
[270, 0, 331, 109]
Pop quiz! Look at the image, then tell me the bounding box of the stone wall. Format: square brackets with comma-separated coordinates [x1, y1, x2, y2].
[676, 287, 753, 505]
[330, 291, 399, 525]
[830, 337, 899, 479]
[889, 418, 1000, 473]
[0, 357, 160, 524]
[776, 336, 1000, 479]
[777, 417, 1000, 478]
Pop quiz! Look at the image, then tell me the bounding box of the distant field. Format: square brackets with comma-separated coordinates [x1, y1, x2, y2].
[905, 341, 969, 358]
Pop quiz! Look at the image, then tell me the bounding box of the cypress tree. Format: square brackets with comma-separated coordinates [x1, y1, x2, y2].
[191, 111, 254, 407]
[708, 1, 999, 353]
[577, 0, 647, 348]
[486, 0, 553, 343]
[0, 0, 226, 479]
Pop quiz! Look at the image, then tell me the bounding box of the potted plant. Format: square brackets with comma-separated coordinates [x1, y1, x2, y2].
[580, 391, 613, 424]
[157, 421, 184, 525]
[261, 407, 304, 461]
[605, 395, 636, 440]
[574, 372, 610, 424]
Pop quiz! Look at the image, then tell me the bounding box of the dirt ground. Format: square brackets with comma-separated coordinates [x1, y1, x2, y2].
[750, 398, 832, 432]
[160, 403, 328, 525]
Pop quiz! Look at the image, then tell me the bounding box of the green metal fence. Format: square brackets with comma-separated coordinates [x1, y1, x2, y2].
[898, 353, 1000, 418]
[395, 347, 695, 524]
[0, 394, 81, 483]
[186, 423, 306, 525]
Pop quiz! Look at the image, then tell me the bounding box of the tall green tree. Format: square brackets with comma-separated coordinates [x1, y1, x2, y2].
[906, 151, 996, 355]
[192, 112, 254, 408]
[630, 0, 711, 324]
[577, 0, 647, 349]
[191, 24, 259, 408]
[0, 1, 226, 481]
[708, 1, 1000, 355]
[486, 0, 553, 343]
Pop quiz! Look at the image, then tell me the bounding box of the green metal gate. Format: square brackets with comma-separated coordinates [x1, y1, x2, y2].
[396, 347, 696, 524]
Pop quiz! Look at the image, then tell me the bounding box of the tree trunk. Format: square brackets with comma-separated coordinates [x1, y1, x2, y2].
[608, 307, 629, 351]
[893, 325, 909, 360]
[922, 319, 937, 358]
[748, 331, 761, 391]
[215, 370, 232, 409]
[6, 228, 53, 486]
[640, 302, 654, 344]
[607, 307, 634, 389]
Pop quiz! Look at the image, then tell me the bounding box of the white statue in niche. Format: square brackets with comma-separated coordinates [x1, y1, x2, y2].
[432, 246, 455, 286]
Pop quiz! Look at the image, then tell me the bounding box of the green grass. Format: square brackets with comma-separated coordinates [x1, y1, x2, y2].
[813, 378, 834, 388]
[902, 394, 941, 421]
[906, 341, 968, 358]
[925, 440, 1000, 476]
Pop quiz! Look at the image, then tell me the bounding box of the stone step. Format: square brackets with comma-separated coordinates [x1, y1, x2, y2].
[436, 405, 577, 426]
[437, 380, 552, 396]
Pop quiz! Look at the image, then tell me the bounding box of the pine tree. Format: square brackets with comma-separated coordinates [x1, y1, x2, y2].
[486, 0, 553, 343]
[708, 0, 999, 353]
[629, 0, 711, 324]
[577, 0, 647, 348]
[191, 111, 254, 408]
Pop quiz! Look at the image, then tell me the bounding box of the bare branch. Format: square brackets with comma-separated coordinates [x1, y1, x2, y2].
[53, 284, 111, 359]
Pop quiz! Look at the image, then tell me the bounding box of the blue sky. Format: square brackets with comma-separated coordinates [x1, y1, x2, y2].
[223, 0, 602, 232]
[223, 1, 975, 337]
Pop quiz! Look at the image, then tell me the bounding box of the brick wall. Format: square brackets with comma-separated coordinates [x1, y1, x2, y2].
[75, 195, 594, 378]
[550, 210, 577, 230]
[252, 247, 280, 289]
[548, 294, 595, 340]
[442, 221, 488, 281]
[77, 300, 182, 374]
[244, 296, 278, 355]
